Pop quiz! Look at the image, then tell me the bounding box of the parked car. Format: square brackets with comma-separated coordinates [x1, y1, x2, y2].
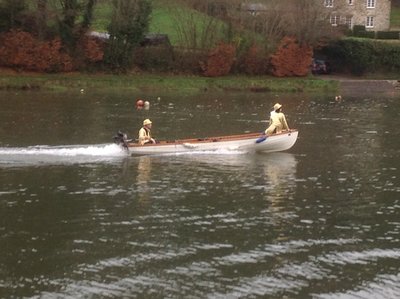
[311, 59, 330, 74]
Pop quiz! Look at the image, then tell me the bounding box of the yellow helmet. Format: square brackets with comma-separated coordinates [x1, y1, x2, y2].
[143, 119, 152, 126]
[273, 103, 282, 111]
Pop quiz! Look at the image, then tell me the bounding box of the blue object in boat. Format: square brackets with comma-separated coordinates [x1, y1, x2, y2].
[255, 136, 267, 143]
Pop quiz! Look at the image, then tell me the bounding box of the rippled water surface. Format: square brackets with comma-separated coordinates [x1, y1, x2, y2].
[0, 90, 399, 298]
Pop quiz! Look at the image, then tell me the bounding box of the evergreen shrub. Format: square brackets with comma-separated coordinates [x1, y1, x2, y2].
[376, 31, 400, 40]
[352, 25, 375, 38]
[321, 39, 400, 75]
[134, 45, 174, 72]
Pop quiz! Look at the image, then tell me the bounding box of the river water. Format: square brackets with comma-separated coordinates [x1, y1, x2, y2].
[0, 89, 399, 298]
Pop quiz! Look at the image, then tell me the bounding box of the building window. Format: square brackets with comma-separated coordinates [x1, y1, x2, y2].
[330, 15, 339, 26]
[348, 0, 354, 5]
[325, 0, 334, 7]
[366, 16, 374, 27]
[345, 16, 353, 28]
[367, 0, 375, 8]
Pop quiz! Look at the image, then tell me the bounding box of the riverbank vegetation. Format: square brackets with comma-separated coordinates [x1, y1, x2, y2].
[0, 0, 337, 77]
[0, 0, 399, 79]
[319, 38, 400, 75]
[0, 71, 338, 93]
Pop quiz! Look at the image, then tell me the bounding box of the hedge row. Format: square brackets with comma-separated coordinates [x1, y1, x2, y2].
[351, 25, 400, 40]
[321, 38, 400, 75]
[376, 31, 400, 39]
[0, 30, 314, 77]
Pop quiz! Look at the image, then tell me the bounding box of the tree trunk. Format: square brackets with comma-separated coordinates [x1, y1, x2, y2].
[37, 0, 47, 39]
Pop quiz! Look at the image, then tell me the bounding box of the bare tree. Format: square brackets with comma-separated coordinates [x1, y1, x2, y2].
[280, 0, 342, 46]
[238, 0, 287, 47]
[36, 0, 47, 39]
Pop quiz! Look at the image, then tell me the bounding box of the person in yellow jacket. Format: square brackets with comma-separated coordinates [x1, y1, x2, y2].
[265, 103, 290, 135]
[138, 119, 156, 145]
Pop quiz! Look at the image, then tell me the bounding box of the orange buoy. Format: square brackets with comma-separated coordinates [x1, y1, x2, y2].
[136, 99, 144, 109]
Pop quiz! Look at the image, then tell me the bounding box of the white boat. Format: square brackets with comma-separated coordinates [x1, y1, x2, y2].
[114, 130, 298, 155]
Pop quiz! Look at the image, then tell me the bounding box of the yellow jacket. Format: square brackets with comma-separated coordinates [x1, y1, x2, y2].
[265, 111, 289, 135]
[138, 127, 152, 145]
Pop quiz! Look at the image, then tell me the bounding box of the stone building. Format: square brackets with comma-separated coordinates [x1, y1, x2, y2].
[324, 0, 391, 31]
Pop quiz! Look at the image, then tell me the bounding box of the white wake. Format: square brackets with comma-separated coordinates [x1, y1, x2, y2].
[0, 144, 127, 166]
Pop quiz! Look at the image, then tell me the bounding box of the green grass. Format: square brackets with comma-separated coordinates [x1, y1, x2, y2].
[23, 0, 263, 48]
[149, 0, 230, 47]
[0, 73, 338, 93]
[91, 1, 238, 47]
[91, 1, 112, 32]
[391, 6, 400, 29]
[148, 6, 182, 45]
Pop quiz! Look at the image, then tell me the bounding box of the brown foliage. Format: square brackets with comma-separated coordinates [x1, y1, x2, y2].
[240, 44, 268, 75]
[270, 36, 313, 77]
[0, 30, 105, 72]
[201, 42, 236, 77]
[0, 30, 73, 72]
[79, 36, 104, 64]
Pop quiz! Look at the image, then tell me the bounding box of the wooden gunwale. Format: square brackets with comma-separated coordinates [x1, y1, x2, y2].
[127, 130, 297, 148]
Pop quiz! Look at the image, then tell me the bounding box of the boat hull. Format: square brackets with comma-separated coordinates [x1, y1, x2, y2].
[125, 130, 298, 155]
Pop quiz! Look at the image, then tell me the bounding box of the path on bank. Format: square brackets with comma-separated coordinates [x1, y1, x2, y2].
[322, 75, 400, 96]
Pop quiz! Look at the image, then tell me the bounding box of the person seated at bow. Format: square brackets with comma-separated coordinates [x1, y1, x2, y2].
[138, 119, 156, 145]
[265, 103, 290, 135]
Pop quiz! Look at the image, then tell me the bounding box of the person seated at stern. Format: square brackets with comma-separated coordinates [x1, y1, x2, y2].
[138, 119, 156, 145]
[265, 103, 290, 135]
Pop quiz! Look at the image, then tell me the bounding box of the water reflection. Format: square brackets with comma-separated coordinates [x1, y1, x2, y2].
[261, 152, 297, 192]
[158, 152, 297, 189]
[136, 156, 152, 204]
[260, 153, 297, 220]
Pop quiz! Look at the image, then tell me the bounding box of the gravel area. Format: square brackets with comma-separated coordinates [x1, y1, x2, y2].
[321, 75, 400, 96]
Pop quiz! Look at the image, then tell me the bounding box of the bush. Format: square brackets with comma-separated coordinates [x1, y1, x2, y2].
[342, 40, 377, 74]
[320, 39, 400, 75]
[352, 25, 376, 39]
[168, 48, 207, 74]
[380, 44, 400, 70]
[238, 44, 268, 75]
[376, 31, 400, 40]
[352, 25, 366, 35]
[201, 42, 236, 77]
[134, 45, 174, 72]
[0, 29, 73, 72]
[0, 29, 105, 72]
[360, 31, 376, 39]
[270, 37, 312, 77]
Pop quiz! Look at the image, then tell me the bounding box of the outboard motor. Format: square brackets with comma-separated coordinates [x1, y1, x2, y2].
[113, 131, 129, 148]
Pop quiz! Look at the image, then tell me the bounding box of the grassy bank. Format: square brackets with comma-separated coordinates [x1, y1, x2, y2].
[92, 0, 230, 47]
[391, 5, 400, 29]
[0, 73, 338, 93]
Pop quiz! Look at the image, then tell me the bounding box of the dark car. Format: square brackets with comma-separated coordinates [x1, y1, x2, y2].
[311, 59, 330, 74]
